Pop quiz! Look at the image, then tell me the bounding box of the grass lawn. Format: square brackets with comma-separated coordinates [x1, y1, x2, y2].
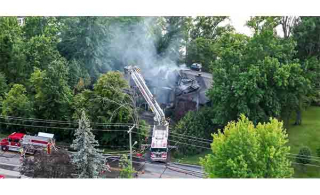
[0, 132, 10, 139]
[171, 150, 211, 165]
[287, 106, 320, 178]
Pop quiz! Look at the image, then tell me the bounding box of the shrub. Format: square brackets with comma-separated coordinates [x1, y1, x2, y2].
[296, 146, 312, 164]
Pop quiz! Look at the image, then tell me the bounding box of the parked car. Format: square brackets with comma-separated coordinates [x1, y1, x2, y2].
[0, 175, 5, 179]
[190, 63, 202, 71]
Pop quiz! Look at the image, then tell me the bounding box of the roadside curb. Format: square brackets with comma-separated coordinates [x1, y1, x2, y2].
[170, 162, 202, 169]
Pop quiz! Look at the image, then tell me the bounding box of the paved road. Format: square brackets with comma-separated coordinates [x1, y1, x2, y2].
[138, 162, 204, 178]
[0, 150, 204, 179]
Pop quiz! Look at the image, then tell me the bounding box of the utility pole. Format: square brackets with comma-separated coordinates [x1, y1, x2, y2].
[128, 125, 136, 168]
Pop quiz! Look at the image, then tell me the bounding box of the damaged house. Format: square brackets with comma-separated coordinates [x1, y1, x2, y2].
[125, 66, 213, 121]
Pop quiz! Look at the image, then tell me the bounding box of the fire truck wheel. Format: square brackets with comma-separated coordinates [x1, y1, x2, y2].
[1, 146, 8, 151]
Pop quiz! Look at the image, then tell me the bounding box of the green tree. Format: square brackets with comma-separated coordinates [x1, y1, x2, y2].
[58, 17, 110, 81]
[173, 107, 220, 155]
[186, 17, 233, 71]
[71, 111, 106, 178]
[22, 17, 60, 39]
[200, 115, 293, 178]
[29, 60, 73, 120]
[72, 71, 133, 145]
[190, 16, 232, 40]
[293, 17, 320, 60]
[207, 30, 310, 126]
[0, 72, 8, 97]
[186, 37, 216, 72]
[2, 84, 32, 117]
[0, 17, 28, 84]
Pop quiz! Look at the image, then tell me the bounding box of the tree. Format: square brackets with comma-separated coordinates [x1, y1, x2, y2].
[172, 107, 220, 156]
[29, 60, 73, 120]
[0, 72, 8, 96]
[293, 17, 320, 60]
[58, 17, 110, 81]
[22, 16, 60, 39]
[280, 16, 299, 39]
[207, 30, 310, 126]
[2, 84, 32, 117]
[20, 149, 76, 178]
[71, 111, 106, 178]
[119, 154, 136, 178]
[72, 71, 133, 145]
[185, 37, 216, 72]
[156, 17, 189, 62]
[200, 115, 293, 178]
[0, 17, 28, 84]
[185, 17, 233, 71]
[0, 72, 8, 113]
[190, 16, 232, 40]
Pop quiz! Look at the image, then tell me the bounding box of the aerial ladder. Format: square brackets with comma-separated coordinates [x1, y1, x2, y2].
[124, 65, 169, 162]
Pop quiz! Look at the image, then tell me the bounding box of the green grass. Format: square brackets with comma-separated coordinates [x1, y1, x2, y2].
[0, 132, 9, 139]
[172, 150, 211, 165]
[287, 106, 320, 178]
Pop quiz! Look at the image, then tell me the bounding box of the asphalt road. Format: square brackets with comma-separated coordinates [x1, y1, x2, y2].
[138, 162, 204, 178]
[0, 150, 204, 179]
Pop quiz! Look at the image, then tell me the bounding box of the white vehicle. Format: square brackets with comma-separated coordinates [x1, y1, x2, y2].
[125, 65, 169, 162]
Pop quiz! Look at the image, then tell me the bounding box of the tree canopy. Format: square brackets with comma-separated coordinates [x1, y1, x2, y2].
[200, 115, 293, 178]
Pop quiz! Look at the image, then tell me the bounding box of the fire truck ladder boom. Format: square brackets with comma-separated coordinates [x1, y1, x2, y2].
[126, 66, 167, 126]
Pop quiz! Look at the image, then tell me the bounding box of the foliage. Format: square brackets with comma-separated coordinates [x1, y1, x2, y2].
[20, 149, 75, 178]
[293, 17, 320, 60]
[0, 72, 8, 113]
[186, 17, 232, 71]
[200, 115, 293, 178]
[72, 71, 133, 145]
[186, 38, 216, 72]
[0, 17, 28, 84]
[172, 107, 220, 156]
[0, 72, 8, 95]
[296, 146, 312, 164]
[207, 30, 310, 126]
[29, 60, 73, 120]
[2, 84, 32, 117]
[71, 111, 106, 178]
[57, 17, 110, 81]
[317, 147, 320, 158]
[119, 154, 136, 178]
[23, 16, 60, 39]
[190, 16, 232, 40]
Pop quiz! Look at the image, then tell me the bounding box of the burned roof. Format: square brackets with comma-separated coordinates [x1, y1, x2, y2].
[176, 69, 213, 104]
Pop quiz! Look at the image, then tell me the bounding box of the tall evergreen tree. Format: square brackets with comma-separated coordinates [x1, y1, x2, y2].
[71, 111, 106, 178]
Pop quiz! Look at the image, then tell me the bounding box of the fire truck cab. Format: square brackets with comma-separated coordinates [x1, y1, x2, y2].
[0, 132, 24, 152]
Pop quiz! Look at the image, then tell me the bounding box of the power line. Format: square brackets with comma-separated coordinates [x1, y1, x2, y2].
[169, 134, 212, 144]
[132, 131, 212, 146]
[0, 115, 133, 126]
[291, 162, 320, 168]
[287, 154, 320, 161]
[0, 121, 129, 132]
[169, 132, 212, 142]
[168, 139, 211, 150]
[287, 153, 320, 160]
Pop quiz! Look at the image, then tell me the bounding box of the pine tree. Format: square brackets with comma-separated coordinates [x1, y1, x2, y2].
[71, 111, 106, 178]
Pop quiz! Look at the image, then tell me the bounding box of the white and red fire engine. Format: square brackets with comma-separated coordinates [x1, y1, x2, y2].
[125, 66, 169, 162]
[0, 132, 55, 154]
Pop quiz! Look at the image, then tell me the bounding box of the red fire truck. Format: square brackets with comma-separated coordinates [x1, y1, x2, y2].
[0, 132, 55, 154]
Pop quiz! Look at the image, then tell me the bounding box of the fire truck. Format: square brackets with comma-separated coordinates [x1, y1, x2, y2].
[124, 65, 169, 162]
[0, 132, 55, 154]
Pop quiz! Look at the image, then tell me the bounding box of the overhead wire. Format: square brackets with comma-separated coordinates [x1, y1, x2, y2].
[0, 116, 134, 126]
